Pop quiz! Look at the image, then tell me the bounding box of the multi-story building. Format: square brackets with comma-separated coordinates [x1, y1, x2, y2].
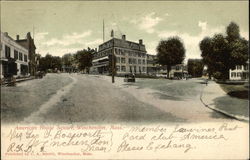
[16, 32, 37, 76]
[91, 35, 147, 75]
[0, 32, 29, 78]
[229, 60, 249, 80]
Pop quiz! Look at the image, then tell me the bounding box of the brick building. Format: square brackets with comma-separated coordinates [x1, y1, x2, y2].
[91, 35, 147, 75]
[16, 32, 37, 76]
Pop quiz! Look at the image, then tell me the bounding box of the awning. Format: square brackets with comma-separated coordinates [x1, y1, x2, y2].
[92, 56, 109, 62]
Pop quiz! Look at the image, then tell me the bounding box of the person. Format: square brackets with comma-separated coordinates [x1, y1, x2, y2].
[205, 79, 208, 86]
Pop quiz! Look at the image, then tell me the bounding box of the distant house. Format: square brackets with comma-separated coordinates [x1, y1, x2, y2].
[146, 54, 159, 75]
[156, 64, 188, 79]
[229, 60, 249, 81]
[0, 32, 29, 78]
[169, 64, 188, 79]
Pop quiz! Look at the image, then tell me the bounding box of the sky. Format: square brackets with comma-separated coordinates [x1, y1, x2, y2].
[1, 1, 249, 61]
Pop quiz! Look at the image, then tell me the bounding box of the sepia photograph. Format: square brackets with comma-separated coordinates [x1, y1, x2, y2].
[1, 1, 249, 159]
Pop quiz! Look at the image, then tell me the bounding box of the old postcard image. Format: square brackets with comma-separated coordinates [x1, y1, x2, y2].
[0, 1, 249, 159]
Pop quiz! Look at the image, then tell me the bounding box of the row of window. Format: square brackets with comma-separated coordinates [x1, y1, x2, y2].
[115, 48, 146, 57]
[5, 45, 28, 62]
[117, 66, 146, 72]
[231, 72, 243, 78]
[116, 57, 146, 64]
[95, 48, 146, 59]
[235, 65, 249, 70]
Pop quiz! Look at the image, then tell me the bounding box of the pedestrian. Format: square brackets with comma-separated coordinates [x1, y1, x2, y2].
[206, 79, 208, 86]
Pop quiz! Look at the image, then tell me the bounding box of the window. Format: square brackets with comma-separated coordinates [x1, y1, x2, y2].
[121, 58, 126, 63]
[129, 51, 132, 56]
[121, 66, 126, 72]
[121, 49, 125, 56]
[24, 55, 28, 62]
[130, 66, 132, 73]
[116, 57, 120, 63]
[244, 65, 249, 70]
[116, 66, 120, 72]
[133, 59, 136, 64]
[19, 52, 23, 61]
[142, 67, 145, 72]
[142, 59, 145, 64]
[237, 65, 242, 70]
[14, 50, 18, 59]
[237, 72, 241, 77]
[138, 59, 141, 64]
[129, 58, 132, 64]
[134, 66, 137, 72]
[5, 45, 11, 58]
[115, 48, 119, 55]
[231, 72, 236, 77]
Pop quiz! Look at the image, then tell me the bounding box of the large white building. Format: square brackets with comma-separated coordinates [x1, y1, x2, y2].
[0, 32, 29, 78]
[229, 60, 249, 80]
[91, 35, 147, 75]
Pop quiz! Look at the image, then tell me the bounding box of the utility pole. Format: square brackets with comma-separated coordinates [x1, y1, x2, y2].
[103, 19, 105, 42]
[111, 30, 115, 83]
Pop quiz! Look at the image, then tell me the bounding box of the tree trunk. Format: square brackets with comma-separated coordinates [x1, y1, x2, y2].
[167, 65, 171, 79]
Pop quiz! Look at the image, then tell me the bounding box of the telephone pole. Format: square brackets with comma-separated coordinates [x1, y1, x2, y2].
[111, 30, 115, 83]
[103, 19, 105, 42]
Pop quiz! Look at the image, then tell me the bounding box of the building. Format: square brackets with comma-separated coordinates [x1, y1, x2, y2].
[0, 32, 29, 78]
[91, 35, 147, 75]
[170, 64, 188, 79]
[146, 54, 159, 75]
[156, 64, 187, 79]
[229, 60, 249, 80]
[16, 32, 37, 76]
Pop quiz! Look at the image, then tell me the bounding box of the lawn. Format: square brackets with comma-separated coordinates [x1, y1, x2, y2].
[219, 83, 249, 99]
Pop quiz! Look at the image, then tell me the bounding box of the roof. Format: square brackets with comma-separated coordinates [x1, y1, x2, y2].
[98, 38, 146, 52]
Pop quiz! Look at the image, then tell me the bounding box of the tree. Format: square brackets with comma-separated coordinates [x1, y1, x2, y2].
[199, 37, 214, 79]
[62, 53, 74, 66]
[75, 48, 95, 73]
[200, 22, 249, 80]
[226, 22, 240, 42]
[187, 59, 204, 77]
[38, 54, 62, 72]
[156, 37, 185, 78]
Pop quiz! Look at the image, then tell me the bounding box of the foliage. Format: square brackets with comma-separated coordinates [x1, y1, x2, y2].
[187, 59, 204, 77]
[156, 36, 186, 78]
[62, 53, 74, 66]
[75, 47, 95, 73]
[38, 54, 62, 72]
[200, 22, 249, 80]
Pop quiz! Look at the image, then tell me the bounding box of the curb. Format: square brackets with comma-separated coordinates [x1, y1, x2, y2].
[1, 77, 35, 86]
[200, 85, 249, 122]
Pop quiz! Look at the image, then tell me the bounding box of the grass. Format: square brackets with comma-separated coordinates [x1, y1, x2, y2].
[219, 83, 249, 99]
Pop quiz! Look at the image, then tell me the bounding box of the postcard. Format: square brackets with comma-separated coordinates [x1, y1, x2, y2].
[1, 1, 249, 159]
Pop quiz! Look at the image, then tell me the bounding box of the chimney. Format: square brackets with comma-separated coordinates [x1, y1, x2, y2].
[122, 35, 126, 40]
[95, 48, 97, 52]
[16, 35, 19, 40]
[27, 32, 31, 38]
[3, 32, 8, 36]
[139, 39, 143, 45]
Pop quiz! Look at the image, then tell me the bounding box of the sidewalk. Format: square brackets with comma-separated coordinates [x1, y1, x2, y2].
[200, 80, 249, 122]
[1, 76, 35, 86]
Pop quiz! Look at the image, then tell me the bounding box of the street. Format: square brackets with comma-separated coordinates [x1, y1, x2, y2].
[1, 73, 237, 124]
